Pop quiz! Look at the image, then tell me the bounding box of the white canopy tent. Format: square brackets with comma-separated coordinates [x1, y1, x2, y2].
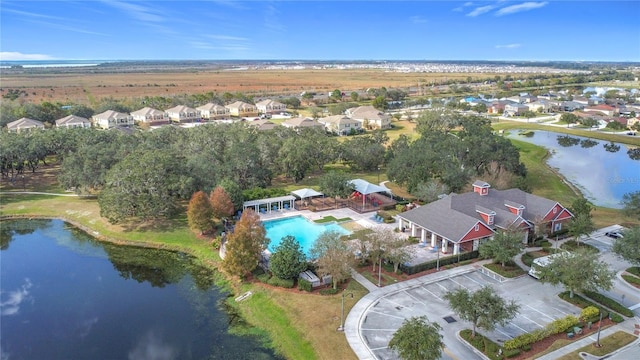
[291, 188, 323, 199]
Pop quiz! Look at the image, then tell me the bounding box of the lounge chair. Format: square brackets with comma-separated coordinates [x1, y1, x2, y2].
[284, 204, 290, 210]
[260, 208, 266, 214]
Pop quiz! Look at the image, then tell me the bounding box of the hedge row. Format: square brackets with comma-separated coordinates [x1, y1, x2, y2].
[503, 315, 579, 350]
[622, 274, 640, 286]
[626, 267, 640, 277]
[400, 251, 480, 275]
[558, 292, 624, 323]
[583, 290, 634, 317]
[298, 278, 312, 292]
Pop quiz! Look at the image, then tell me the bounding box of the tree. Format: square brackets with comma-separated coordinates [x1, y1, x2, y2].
[568, 213, 595, 245]
[411, 179, 448, 204]
[318, 171, 354, 209]
[445, 286, 519, 338]
[330, 89, 342, 101]
[521, 110, 537, 120]
[612, 226, 640, 266]
[539, 248, 614, 298]
[281, 96, 301, 109]
[210, 186, 235, 220]
[98, 150, 194, 223]
[479, 228, 525, 267]
[560, 113, 578, 128]
[474, 103, 487, 114]
[187, 191, 214, 234]
[350, 91, 359, 102]
[388, 316, 444, 360]
[570, 198, 593, 219]
[219, 179, 244, 211]
[621, 191, 640, 220]
[372, 96, 388, 110]
[310, 230, 353, 289]
[269, 235, 307, 279]
[222, 209, 268, 277]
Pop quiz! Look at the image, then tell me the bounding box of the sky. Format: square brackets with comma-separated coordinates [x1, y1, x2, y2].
[1, 1, 639, 62]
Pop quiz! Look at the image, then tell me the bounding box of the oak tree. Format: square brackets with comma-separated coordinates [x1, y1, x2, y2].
[389, 316, 444, 360]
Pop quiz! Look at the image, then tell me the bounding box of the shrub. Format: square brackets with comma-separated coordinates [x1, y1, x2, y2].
[395, 204, 405, 212]
[503, 315, 579, 350]
[400, 251, 480, 275]
[319, 288, 339, 295]
[610, 313, 625, 323]
[580, 306, 600, 321]
[211, 236, 222, 249]
[267, 276, 294, 288]
[256, 273, 271, 283]
[504, 348, 521, 358]
[298, 278, 312, 292]
[626, 267, 640, 277]
[560, 240, 598, 253]
[583, 290, 634, 317]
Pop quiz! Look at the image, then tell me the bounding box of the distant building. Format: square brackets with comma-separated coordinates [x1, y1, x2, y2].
[317, 115, 361, 135]
[92, 110, 133, 129]
[130, 107, 169, 125]
[165, 105, 200, 123]
[55, 115, 91, 129]
[225, 101, 258, 117]
[255, 99, 287, 115]
[7, 118, 45, 133]
[344, 105, 391, 129]
[281, 117, 324, 130]
[196, 103, 229, 120]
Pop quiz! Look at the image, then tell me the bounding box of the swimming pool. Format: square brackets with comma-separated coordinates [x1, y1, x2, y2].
[263, 216, 351, 256]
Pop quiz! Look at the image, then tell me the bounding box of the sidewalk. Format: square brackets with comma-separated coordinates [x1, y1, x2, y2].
[536, 323, 637, 360]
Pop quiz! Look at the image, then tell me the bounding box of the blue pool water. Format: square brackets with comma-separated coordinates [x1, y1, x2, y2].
[264, 216, 350, 256]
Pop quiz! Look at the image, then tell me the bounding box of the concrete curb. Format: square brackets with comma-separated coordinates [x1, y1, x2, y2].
[456, 330, 491, 360]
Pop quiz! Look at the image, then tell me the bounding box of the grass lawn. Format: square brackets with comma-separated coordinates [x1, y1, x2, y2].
[314, 215, 352, 223]
[556, 331, 637, 360]
[483, 262, 527, 278]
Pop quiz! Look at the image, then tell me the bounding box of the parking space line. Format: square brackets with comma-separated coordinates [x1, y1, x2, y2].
[420, 286, 443, 301]
[495, 328, 513, 339]
[509, 321, 529, 334]
[403, 290, 429, 307]
[436, 282, 450, 291]
[525, 304, 556, 321]
[463, 274, 483, 285]
[368, 310, 405, 320]
[551, 306, 570, 316]
[519, 314, 545, 328]
[380, 297, 409, 310]
[448, 277, 469, 290]
[370, 346, 391, 351]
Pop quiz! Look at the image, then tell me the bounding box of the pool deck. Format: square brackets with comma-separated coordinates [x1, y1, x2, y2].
[258, 207, 399, 233]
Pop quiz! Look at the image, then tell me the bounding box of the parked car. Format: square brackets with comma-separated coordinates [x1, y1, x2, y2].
[605, 231, 624, 239]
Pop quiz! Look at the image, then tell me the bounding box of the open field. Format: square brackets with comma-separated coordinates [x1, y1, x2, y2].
[1, 68, 500, 104]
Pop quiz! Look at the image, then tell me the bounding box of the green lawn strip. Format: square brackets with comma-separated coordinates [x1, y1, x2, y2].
[558, 292, 624, 323]
[507, 139, 580, 206]
[483, 262, 527, 278]
[622, 274, 640, 287]
[234, 289, 317, 360]
[582, 291, 634, 317]
[626, 267, 640, 277]
[492, 122, 640, 147]
[359, 268, 396, 286]
[314, 215, 352, 223]
[556, 331, 637, 360]
[459, 329, 505, 360]
[560, 240, 599, 253]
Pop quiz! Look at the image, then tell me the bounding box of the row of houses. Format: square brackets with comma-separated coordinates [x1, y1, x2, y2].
[6, 105, 392, 135]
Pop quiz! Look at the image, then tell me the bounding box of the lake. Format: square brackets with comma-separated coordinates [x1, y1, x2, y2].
[0, 219, 282, 360]
[507, 130, 640, 208]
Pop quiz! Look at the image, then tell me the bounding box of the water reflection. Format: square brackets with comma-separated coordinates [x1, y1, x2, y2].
[0, 219, 282, 360]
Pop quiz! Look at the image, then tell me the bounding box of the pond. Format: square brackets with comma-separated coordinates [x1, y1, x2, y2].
[0, 219, 282, 360]
[507, 130, 640, 208]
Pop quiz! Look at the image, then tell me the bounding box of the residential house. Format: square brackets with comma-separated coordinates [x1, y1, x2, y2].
[488, 100, 511, 114]
[130, 107, 169, 125]
[397, 181, 573, 255]
[247, 119, 277, 131]
[504, 103, 530, 116]
[526, 101, 551, 113]
[572, 96, 591, 106]
[225, 101, 258, 117]
[627, 116, 640, 129]
[255, 99, 287, 115]
[55, 115, 91, 129]
[557, 101, 585, 112]
[317, 115, 361, 135]
[7, 118, 45, 133]
[345, 105, 391, 129]
[92, 110, 134, 129]
[196, 103, 229, 120]
[281, 117, 324, 130]
[520, 94, 538, 103]
[165, 105, 200, 123]
[584, 104, 617, 117]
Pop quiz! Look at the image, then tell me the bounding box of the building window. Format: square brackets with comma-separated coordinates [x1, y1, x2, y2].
[474, 224, 479, 231]
[553, 207, 557, 214]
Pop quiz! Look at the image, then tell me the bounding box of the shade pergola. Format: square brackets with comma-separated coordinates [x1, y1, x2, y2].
[349, 179, 391, 210]
[291, 188, 323, 199]
[242, 195, 296, 213]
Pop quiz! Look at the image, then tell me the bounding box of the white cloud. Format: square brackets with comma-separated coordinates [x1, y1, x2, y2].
[263, 4, 285, 33]
[496, 2, 548, 16]
[0, 52, 55, 61]
[2, 8, 65, 20]
[410, 16, 427, 24]
[495, 43, 522, 49]
[206, 34, 249, 41]
[0, 278, 33, 316]
[105, 0, 164, 22]
[467, 5, 495, 17]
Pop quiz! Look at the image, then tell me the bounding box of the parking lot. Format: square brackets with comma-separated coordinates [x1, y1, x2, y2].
[349, 267, 581, 360]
